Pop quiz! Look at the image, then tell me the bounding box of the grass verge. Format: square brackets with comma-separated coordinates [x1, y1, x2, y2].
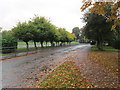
[91, 45, 120, 52]
[38, 61, 92, 88]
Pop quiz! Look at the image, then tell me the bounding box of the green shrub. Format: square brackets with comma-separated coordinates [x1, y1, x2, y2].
[2, 31, 17, 53]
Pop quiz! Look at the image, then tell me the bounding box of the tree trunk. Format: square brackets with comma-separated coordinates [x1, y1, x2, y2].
[67, 42, 69, 45]
[97, 31, 104, 51]
[58, 42, 60, 46]
[60, 42, 62, 46]
[50, 41, 53, 47]
[40, 41, 44, 48]
[97, 40, 103, 51]
[46, 42, 47, 47]
[56, 42, 57, 46]
[34, 41, 37, 49]
[25, 42, 29, 51]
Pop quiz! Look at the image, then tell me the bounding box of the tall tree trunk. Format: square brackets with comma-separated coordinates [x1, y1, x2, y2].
[97, 40, 103, 51]
[56, 42, 57, 46]
[60, 42, 62, 46]
[25, 42, 29, 51]
[46, 42, 47, 47]
[58, 42, 60, 46]
[34, 41, 37, 49]
[50, 41, 53, 47]
[40, 41, 44, 48]
[67, 42, 69, 45]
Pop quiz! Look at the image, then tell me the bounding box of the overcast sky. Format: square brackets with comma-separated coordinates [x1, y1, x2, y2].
[0, 0, 85, 33]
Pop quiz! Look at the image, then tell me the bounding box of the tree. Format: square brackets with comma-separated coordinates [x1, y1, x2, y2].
[81, 1, 120, 30]
[72, 27, 80, 40]
[58, 28, 68, 45]
[54, 28, 61, 46]
[12, 22, 33, 50]
[66, 31, 76, 44]
[79, 27, 88, 43]
[83, 12, 113, 50]
[109, 26, 120, 49]
[47, 24, 57, 46]
[27, 21, 39, 49]
[30, 16, 51, 48]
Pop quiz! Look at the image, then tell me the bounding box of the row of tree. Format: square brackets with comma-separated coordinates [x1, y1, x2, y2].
[11, 16, 76, 50]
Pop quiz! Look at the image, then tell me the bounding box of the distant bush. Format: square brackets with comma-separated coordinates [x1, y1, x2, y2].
[2, 31, 17, 53]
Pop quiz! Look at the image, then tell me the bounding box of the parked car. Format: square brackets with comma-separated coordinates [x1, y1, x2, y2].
[90, 41, 96, 45]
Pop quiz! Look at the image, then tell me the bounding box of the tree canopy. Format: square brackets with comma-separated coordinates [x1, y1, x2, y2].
[12, 16, 76, 49]
[81, 0, 120, 30]
[12, 22, 33, 49]
[83, 12, 113, 50]
[72, 27, 80, 39]
[28, 16, 52, 47]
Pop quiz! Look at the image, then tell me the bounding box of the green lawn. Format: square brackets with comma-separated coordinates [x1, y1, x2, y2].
[18, 42, 45, 45]
[18, 41, 80, 46]
[91, 45, 120, 52]
[71, 41, 80, 44]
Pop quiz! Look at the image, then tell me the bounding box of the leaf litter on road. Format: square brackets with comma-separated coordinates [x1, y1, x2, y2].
[88, 51, 119, 75]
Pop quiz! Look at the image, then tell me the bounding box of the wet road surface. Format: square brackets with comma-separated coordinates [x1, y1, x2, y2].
[2, 44, 90, 88]
[2, 44, 118, 88]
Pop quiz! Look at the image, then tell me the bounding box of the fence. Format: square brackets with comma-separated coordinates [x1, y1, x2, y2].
[0, 42, 82, 60]
[1, 45, 65, 60]
[0, 46, 41, 60]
